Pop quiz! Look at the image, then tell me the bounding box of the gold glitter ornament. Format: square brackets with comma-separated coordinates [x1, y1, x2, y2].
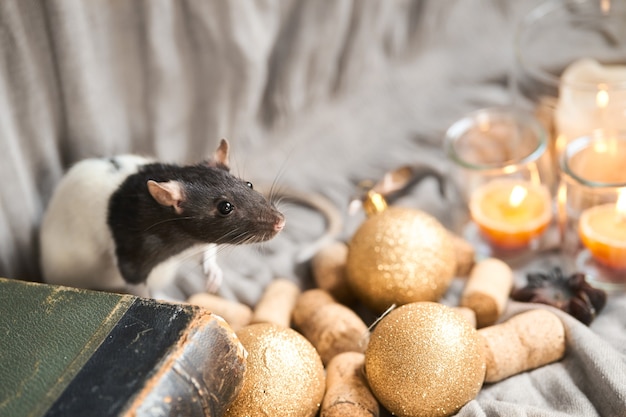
[223, 323, 325, 417]
[346, 202, 456, 312]
[365, 302, 486, 417]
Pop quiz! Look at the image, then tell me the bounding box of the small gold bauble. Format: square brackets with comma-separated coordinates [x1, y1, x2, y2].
[346, 206, 456, 312]
[365, 302, 486, 417]
[224, 323, 325, 417]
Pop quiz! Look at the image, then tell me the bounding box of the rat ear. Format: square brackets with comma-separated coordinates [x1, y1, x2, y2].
[212, 138, 230, 170]
[147, 180, 185, 215]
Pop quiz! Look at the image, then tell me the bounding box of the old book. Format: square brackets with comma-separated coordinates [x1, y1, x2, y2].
[0, 277, 246, 417]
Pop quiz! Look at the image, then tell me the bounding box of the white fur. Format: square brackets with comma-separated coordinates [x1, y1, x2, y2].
[41, 155, 222, 297]
[202, 243, 222, 293]
[40, 155, 151, 293]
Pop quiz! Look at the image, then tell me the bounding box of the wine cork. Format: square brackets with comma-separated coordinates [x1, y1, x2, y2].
[251, 278, 301, 328]
[448, 232, 475, 277]
[321, 352, 380, 417]
[478, 309, 566, 383]
[187, 293, 252, 331]
[451, 306, 477, 328]
[312, 240, 355, 304]
[293, 289, 369, 365]
[292, 288, 335, 322]
[461, 258, 513, 328]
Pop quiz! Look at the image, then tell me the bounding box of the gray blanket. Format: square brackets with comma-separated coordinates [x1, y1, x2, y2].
[1, 0, 624, 415]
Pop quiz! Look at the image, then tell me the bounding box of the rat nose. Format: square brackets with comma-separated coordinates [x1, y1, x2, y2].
[274, 215, 286, 232]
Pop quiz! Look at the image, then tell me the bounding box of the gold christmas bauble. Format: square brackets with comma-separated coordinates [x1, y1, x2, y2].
[346, 206, 456, 312]
[223, 323, 325, 417]
[365, 302, 486, 417]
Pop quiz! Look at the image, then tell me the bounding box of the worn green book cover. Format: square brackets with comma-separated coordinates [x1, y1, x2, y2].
[0, 278, 246, 417]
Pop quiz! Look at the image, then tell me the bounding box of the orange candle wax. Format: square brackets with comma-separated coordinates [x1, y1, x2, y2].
[469, 179, 552, 249]
[579, 193, 626, 270]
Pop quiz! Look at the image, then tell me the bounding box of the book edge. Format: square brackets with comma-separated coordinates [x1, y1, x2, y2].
[122, 309, 247, 417]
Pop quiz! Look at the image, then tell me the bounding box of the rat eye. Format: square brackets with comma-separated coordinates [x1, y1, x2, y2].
[217, 201, 234, 216]
[246, 181, 253, 189]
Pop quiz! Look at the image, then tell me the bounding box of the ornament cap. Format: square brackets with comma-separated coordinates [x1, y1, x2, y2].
[363, 191, 388, 216]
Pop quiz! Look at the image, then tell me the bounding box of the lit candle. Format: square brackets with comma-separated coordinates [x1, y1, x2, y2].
[469, 179, 552, 249]
[555, 59, 626, 153]
[579, 190, 626, 270]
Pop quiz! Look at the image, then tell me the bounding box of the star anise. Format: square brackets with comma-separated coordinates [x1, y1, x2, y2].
[511, 267, 607, 325]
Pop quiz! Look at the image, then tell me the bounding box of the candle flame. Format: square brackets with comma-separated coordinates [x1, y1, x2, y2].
[596, 86, 609, 108]
[593, 138, 608, 153]
[502, 165, 516, 174]
[509, 185, 528, 208]
[592, 134, 620, 156]
[601, 0, 611, 14]
[555, 133, 568, 156]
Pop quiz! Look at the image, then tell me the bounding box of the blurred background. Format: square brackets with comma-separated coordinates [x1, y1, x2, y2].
[0, 0, 542, 289]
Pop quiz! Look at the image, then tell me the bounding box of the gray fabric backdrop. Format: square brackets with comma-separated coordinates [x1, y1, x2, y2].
[1, 0, 625, 415]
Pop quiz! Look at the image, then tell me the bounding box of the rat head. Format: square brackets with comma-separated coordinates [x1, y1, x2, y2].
[146, 139, 285, 245]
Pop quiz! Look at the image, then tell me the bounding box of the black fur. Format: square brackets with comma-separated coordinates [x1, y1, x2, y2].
[107, 162, 283, 284]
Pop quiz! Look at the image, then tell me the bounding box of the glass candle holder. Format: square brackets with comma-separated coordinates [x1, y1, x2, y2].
[511, 0, 626, 169]
[444, 107, 555, 261]
[559, 132, 626, 291]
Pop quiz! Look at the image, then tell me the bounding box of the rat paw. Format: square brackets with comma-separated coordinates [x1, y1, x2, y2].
[205, 267, 223, 294]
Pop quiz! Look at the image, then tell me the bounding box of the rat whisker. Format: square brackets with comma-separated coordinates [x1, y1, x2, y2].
[270, 189, 289, 209]
[174, 244, 210, 264]
[267, 178, 284, 205]
[214, 228, 251, 245]
[144, 216, 196, 232]
[215, 243, 237, 257]
[265, 152, 289, 198]
[235, 233, 260, 245]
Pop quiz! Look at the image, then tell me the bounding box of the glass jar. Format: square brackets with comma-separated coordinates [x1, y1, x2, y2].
[444, 107, 556, 261]
[559, 132, 626, 291]
[511, 0, 626, 170]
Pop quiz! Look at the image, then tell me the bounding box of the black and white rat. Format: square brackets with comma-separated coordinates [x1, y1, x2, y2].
[39, 139, 285, 296]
